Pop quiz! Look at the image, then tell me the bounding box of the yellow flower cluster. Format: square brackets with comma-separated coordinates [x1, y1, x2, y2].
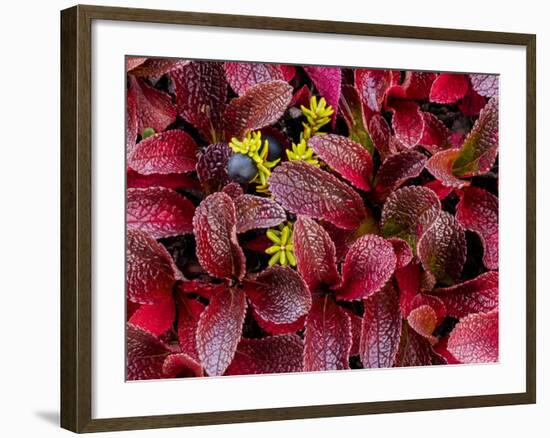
[229, 131, 280, 189]
[265, 222, 296, 267]
[286, 96, 333, 166]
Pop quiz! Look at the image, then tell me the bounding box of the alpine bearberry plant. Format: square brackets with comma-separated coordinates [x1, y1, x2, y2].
[126, 58, 499, 380]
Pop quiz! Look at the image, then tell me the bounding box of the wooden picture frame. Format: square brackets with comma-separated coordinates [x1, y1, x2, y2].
[60, 4, 536, 433]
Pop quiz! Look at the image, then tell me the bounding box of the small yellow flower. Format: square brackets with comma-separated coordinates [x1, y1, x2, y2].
[229, 131, 280, 191]
[265, 223, 296, 267]
[300, 96, 334, 139]
[286, 138, 320, 167]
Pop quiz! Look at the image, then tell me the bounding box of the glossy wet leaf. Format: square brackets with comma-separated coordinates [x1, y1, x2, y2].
[196, 287, 247, 376]
[126, 187, 195, 238]
[226, 335, 303, 375]
[447, 310, 498, 363]
[303, 295, 352, 371]
[360, 283, 402, 368]
[193, 192, 246, 281]
[381, 186, 441, 250]
[244, 266, 311, 331]
[455, 187, 498, 270]
[233, 194, 287, 233]
[431, 272, 498, 318]
[372, 150, 427, 202]
[337, 234, 397, 301]
[128, 130, 198, 175]
[417, 211, 467, 286]
[224, 80, 293, 140]
[269, 161, 367, 230]
[293, 216, 340, 290]
[225, 62, 286, 95]
[126, 229, 179, 304]
[170, 61, 227, 143]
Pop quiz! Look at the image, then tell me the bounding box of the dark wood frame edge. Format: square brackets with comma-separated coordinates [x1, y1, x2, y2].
[60, 4, 537, 433]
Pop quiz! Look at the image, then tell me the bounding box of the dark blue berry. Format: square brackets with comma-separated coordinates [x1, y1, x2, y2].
[227, 153, 258, 183]
[264, 135, 284, 161]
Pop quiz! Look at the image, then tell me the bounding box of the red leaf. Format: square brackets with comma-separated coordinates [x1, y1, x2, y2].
[321, 221, 355, 261]
[129, 58, 190, 77]
[394, 322, 442, 367]
[418, 211, 467, 286]
[128, 130, 198, 175]
[224, 80, 293, 141]
[162, 353, 204, 378]
[252, 311, 306, 335]
[126, 81, 139, 155]
[196, 287, 247, 376]
[469, 74, 499, 98]
[170, 61, 227, 143]
[293, 216, 340, 290]
[196, 142, 232, 194]
[127, 299, 140, 320]
[179, 280, 228, 301]
[226, 335, 304, 375]
[308, 134, 373, 191]
[280, 65, 296, 81]
[127, 323, 171, 380]
[233, 194, 286, 233]
[453, 97, 499, 177]
[407, 294, 447, 342]
[433, 337, 460, 365]
[426, 148, 469, 188]
[129, 297, 176, 336]
[244, 266, 311, 331]
[126, 230, 179, 304]
[395, 262, 422, 318]
[243, 234, 271, 253]
[224, 62, 285, 95]
[447, 310, 499, 363]
[269, 161, 367, 230]
[424, 179, 454, 200]
[193, 192, 246, 281]
[177, 296, 206, 360]
[419, 112, 450, 154]
[303, 295, 352, 371]
[456, 187, 498, 270]
[368, 114, 394, 162]
[410, 293, 447, 321]
[387, 237, 413, 269]
[222, 182, 244, 199]
[459, 86, 487, 117]
[431, 272, 498, 318]
[127, 168, 201, 191]
[127, 76, 177, 138]
[304, 66, 341, 127]
[387, 72, 436, 101]
[388, 100, 424, 148]
[126, 187, 195, 238]
[339, 85, 374, 154]
[290, 85, 312, 108]
[336, 234, 396, 301]
[381, 186, 441, 250]
[372, 150, 427, 202]
[429, 73, 470, 104]
[355, 69, 392, 113]
[360, 283, 402, 368]
[127, 57, 147, 71]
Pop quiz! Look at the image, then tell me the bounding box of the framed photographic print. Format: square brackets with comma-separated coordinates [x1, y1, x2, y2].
[60, 4, 536, 433]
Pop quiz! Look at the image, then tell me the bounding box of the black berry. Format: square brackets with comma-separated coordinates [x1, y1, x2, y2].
[227, 153, 258, 183]
[264, 134, 284, 161]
